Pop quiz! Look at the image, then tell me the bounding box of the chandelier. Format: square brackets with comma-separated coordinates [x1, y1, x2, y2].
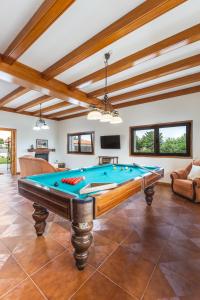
[87, 53, 122, 124]
[33, 104, 49, 131]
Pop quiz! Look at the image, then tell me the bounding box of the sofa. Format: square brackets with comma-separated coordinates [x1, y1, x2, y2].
[170, 160, 200, 203]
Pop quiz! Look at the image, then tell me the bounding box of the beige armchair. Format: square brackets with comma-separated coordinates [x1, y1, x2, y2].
[170, 160, 200, 203]
[19, 156, 68, 177]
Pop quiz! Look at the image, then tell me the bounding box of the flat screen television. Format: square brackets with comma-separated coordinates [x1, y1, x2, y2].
[100, 135, 120, 149]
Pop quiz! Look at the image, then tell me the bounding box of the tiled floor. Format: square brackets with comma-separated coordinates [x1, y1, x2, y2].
[0, 175, 200, 299]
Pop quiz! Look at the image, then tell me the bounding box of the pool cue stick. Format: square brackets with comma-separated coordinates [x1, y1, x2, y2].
[133, 163, 161, 177]
[133, 162, 162, 191]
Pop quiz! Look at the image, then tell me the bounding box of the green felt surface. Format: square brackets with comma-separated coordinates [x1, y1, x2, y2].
[27, 164, 160, 199]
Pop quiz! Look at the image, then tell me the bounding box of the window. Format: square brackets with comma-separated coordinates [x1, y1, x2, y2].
[134, 128, 155, 154]
[67, 132, 94, 154]
[130, 121, 192, 157]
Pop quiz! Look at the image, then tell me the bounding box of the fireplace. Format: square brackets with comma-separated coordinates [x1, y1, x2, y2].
[35, 152, 49, 161]
[27, 147, 55, 161]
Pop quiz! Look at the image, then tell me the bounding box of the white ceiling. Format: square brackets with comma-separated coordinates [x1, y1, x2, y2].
[0, 0, 43, 52]
[6, 91, 43, 108]
[47, 107, 89, 118]
[0, 80, 19, 98]
[27, 98, 64, 112]
[82, 41, 200, 94]
[56, 0, 200, 86]
[113, 81, 200, 105]
[43, 104, 77, 116]
[19, 0, 144, 71]
[0, 0, 200, 117]
[106, 65, 200, 98]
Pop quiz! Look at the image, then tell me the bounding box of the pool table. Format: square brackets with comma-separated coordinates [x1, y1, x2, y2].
[18, 163, 164, 270]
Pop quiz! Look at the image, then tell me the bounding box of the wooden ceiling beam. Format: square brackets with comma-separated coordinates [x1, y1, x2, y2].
[110, 72, 200, 103]
[57, 111, 89, 121]
[0, 86, 29, 108]
[0, 106, 56, 120]
[56, 86, 200, 120]
[47, 106, 86, 118]
[89, 54, 200, 97]
[3, 0, 75, 64]
[33, 101, 70, 116]
[16, 95, 53, 112]
[114, 86, 200, 109]
[0, 57, 102, 108]
[71, 23, 200, 88]
[43, 0, 185, 79]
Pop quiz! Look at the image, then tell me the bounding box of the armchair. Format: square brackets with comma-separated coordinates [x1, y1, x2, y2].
[19, 156, 69, 177]
[170, 160, 200, 203]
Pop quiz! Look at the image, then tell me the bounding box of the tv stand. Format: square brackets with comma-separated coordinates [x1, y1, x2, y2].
[98, 156, 119, 165]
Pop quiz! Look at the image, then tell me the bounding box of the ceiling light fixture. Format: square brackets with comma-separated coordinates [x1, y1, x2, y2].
[87, 105, 102, 120]
[110, 110, 123, 124]
[33, 104, 50, 131]
[87, 52, 122, 124]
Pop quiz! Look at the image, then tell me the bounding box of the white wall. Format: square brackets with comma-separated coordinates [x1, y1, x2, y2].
[0, 93, 199, 180]
[0, 111, 58, 171]
[57, 93, 200, 183]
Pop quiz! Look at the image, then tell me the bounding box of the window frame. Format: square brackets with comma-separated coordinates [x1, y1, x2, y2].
[67, 131, 95, 155]
[130, 121, 192, 158]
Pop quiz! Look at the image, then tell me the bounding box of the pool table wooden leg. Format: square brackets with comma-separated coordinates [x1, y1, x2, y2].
[32, 203, 49, 236]
[71, 198, 93, 270]
[144, 185, 155, 206]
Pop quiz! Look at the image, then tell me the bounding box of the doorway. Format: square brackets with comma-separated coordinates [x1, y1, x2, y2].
[0, 128, 17, 175]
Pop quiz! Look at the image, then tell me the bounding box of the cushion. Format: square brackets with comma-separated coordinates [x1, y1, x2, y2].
[188, 165, 200, 180]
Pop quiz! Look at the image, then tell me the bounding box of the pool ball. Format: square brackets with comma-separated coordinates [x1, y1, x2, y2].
[120, 167, 123, 171]
[104, 171, 107, 175]
[113, 165, 117, 170]
[54, 181, 59, 187]
[130, 168, 132, 172]
[125, 166, 129, 170]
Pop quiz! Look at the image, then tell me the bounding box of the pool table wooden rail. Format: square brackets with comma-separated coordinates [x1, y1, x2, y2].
[18, 178, 74, 220]
[95, 178, 142, 216]
[94, 167, 164, 216]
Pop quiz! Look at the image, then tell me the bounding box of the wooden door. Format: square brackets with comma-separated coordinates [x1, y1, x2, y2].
[0, 128, 17, 175]
[10, 129, 17, 175]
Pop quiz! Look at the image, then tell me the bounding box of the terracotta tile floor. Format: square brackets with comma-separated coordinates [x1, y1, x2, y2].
[0, 175, 200, 299]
